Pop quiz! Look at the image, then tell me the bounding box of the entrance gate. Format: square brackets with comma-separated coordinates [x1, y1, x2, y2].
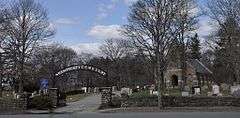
[54, 65, 112, 106]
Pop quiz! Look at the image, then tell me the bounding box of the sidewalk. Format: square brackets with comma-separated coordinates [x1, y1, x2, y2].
[98, 107, 240, 113]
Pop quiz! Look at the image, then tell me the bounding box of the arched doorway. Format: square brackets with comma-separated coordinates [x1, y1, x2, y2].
[171, 75, 178, 87]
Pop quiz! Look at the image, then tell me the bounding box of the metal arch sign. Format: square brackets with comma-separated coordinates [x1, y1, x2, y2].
[55, 65, 107, 77]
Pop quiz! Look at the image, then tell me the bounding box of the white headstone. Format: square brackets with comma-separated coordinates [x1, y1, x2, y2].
[153, 91, 158, 96]
[81, 87, 87, 93]
[94, 87, 99, 93]
[16, 94, 20, 99]
[121, 87, 132, 95]
[194, 88, 201, 95]
[212, 85, 220, 95]
[182, 91, 189, 96]
[150, 89, 153, 95]
[129, 89, 132, 95]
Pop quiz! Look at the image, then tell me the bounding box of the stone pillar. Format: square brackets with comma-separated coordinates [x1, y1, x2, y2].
[100, 87, 112, 107]
[0, 78, 2, 97]
[49, 88, 59, 107]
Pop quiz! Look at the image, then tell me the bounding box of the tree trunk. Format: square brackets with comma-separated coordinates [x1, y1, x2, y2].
[18, 63, 24, 93]
[156, 51, 164, 109]
[157, 69, 164, 109]
[234, 65, 240, 84]
[0, 75, 2, 97]
[0, 54, 2, 97]
[18, 51, 25, 93]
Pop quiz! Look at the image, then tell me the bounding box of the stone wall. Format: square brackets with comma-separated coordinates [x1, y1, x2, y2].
[124, 96, 158, 107]
[163, 96, 240, 107]
[124, 96, 240, 107]
[0, 98, 27, 112]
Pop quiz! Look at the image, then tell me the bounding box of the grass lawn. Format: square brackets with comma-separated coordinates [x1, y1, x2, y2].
[165, 88, 182, 96]
[130, 89, 182, 98]
[130, 90, 157, 98]
[66, 93, 90, 103]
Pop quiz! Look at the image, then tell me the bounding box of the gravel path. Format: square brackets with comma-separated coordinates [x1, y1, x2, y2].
[54, 94, 101, 113]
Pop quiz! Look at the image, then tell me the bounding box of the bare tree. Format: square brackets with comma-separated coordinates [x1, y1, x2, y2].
[174, 0, 198, 89]
[123, 0, 198, 108]
[205, 0, 240, 84]
[100, 38, 133, 87]
[100, 38, 133, 61]
[78, 53, 94, 64]
[1, 0, 55, 93]
[31, 44, 77, 88]
[0, 2, 9, 97]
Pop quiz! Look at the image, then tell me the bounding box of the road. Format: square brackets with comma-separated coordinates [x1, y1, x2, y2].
[1, 112, 240, 118]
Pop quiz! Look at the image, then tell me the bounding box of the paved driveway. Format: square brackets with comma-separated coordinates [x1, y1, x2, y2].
[54, 94, 101, 113]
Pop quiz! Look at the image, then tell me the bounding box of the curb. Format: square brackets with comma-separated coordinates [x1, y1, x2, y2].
[98, 107, 240, 113]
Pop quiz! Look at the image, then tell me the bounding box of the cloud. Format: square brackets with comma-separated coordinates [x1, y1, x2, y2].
[55, 18, 81, 25]
[70, 43, 101, 55]
[111, 0, 138, 5]
[88, 25, 122, 40]
[123, 0, 138, 5]
[96, 0, 137, 20]
[97, 3, 116, 20]
[197, 17, 215, 38]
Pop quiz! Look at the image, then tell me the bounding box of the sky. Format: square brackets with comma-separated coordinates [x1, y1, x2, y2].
[37, 0, 212, 55]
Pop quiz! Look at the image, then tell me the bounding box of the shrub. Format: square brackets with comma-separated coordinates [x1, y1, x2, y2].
[30, 95, 53, 110]
[59, 92, 67, 100]
[166, 88, 181, 96]
[23, 81, 39, 93]
[64, 90, 85, 96]
[221, 83, 230, 92]
[132, 88, 139, 93]
[130, 90, 155, 99]
[110, 96, 122, 108]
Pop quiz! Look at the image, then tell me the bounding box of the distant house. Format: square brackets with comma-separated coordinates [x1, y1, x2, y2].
[165, 59, 213, 88]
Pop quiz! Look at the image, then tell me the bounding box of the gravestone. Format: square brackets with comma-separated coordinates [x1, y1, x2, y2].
[194, 87, 201, 95]
[112, 86, 117, 92]
[149, 85, 155, 95]
[153, 91, 158, 95]
[182, 91, 189, 96]
[212, 84, 220, 96]
[231, 85, 240, 94]
[121, 87, 132, 96]
[184, 86, 191, 92]
[81, 87, 87, 93]
[94, 87, 99, 93]
[149, 89, 153, 95]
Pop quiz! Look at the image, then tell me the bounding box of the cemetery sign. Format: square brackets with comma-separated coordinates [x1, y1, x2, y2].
[55, 65, 107, 77]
